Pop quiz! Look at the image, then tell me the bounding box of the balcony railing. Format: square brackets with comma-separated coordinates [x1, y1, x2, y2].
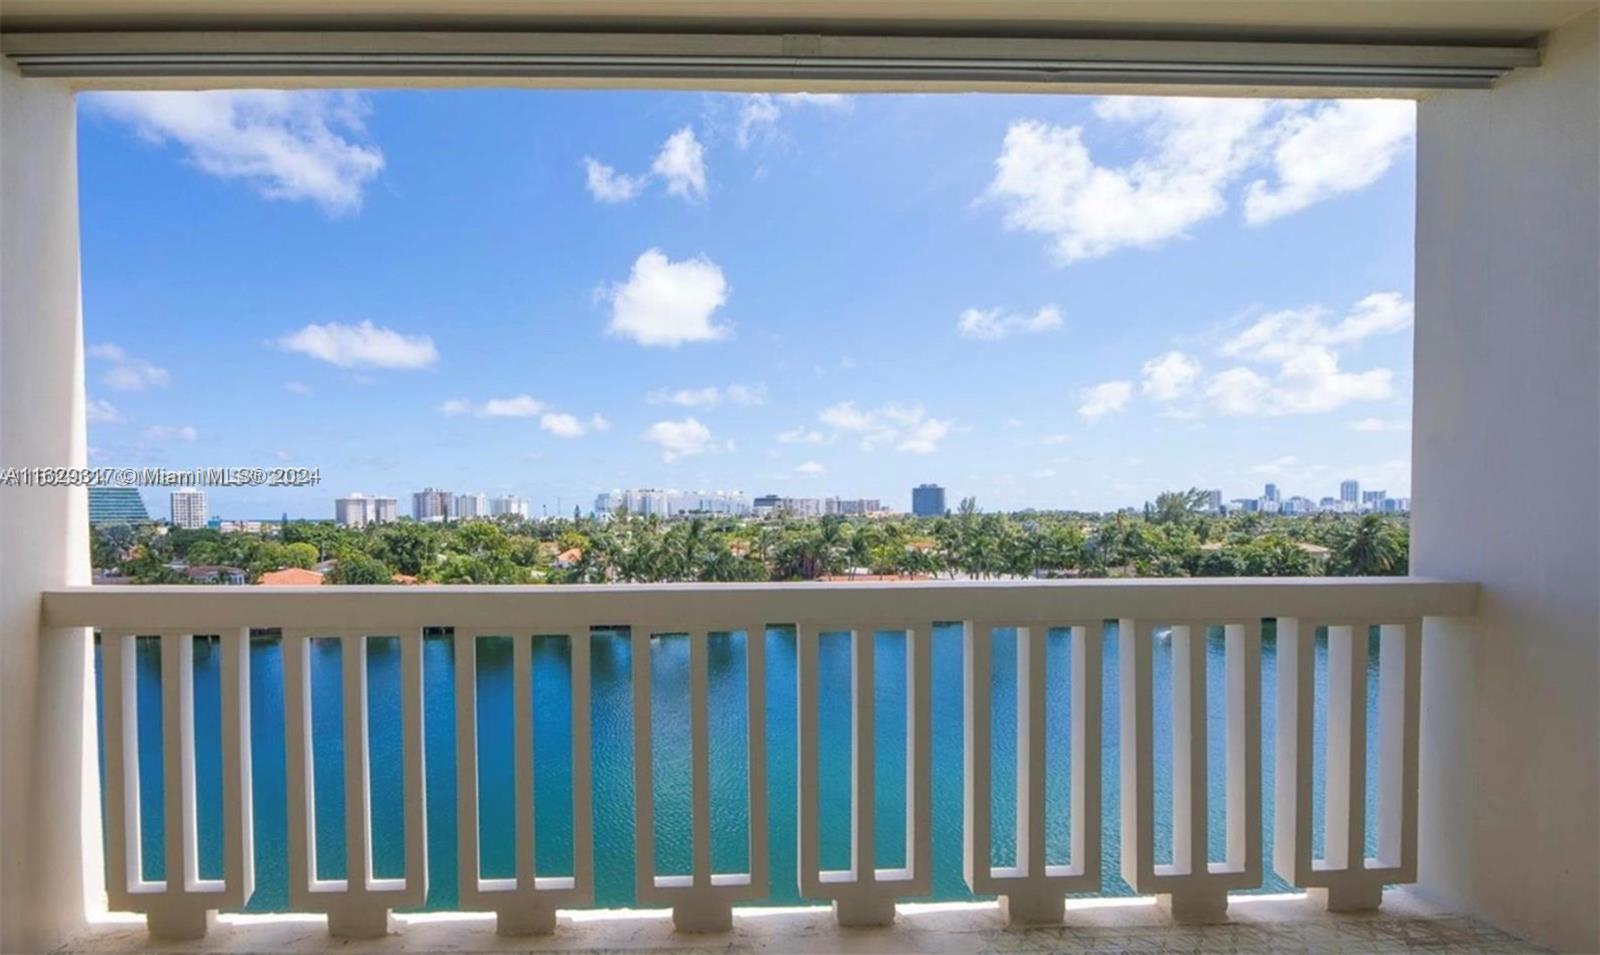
[44, 578, 1476, 942]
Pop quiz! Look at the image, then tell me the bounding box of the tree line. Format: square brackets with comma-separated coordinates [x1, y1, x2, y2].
[92, 489, 1409, 585]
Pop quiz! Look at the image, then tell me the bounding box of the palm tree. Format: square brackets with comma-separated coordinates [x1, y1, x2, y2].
[847, 524, 877, 577]
[815, 518, 847, 577]
[1334, 513, 1407, 575]
[677, 516, 708, 581]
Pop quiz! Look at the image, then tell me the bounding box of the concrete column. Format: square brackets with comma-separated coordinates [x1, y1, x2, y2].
[0, 62, 101, 953]
[1413, 11, 1599, 954]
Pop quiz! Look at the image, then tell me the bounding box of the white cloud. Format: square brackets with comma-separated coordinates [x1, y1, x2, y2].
[983, 97, 1416, 263]
[651, 386, 722, 408]
[896, 416, 951, 454]
[1331, 291, 1415, 342]
[1077, 380, 1133, 421]
[89, 343, 170, 391]
[778, 93, 851, 109]
[284, 380, 313, 396]
[817, 401, 953, 453]
[1205, 368, 1273, 416]
[736, 93, 852, 148]
[1030, 467, 1058, 479]
[778, 426, 827, 445]
[142, 424, 197, 442]
[724, 383, 766, 405]
[583, 158, 648, 203]
[444, 396, 607, 436]
[1140, 351, 1202, 400]
[1030, 433, 1073, 447]
[1206, 292, 1412, 415]
[540, 413, 587, 438]
[584, 126, 709, 203]
[604, 249, 730, 347]
[278, 320, 438, 370]
[1350, 416, 1409, 432]
[88, 91, 383, 215]
[652, 127, 707, 201]
[820, 401, 878, 433]
[644, 417, 717, 462]
[1245, 100, 1415, 223]
[439, 394, 544, 417]
[1251, 454, 1315, 477]
[1220, 291, 1412, 363]
[984, 100, 1271, 263]
[795, 460, 826, 475]
[538, 412, 610, 438]
[87, 398, 122, 424]
[647, 383, 764, 408]
[737, 96, 783, 148]
[482, 395, 546, 418]
[957, 305, 1063, 340]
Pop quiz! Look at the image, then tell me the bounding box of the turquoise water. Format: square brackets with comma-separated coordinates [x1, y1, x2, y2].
[95, 623, 1378, 910]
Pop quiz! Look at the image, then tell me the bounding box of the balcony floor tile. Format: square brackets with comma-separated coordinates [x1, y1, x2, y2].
[55, 889, 1544, 955]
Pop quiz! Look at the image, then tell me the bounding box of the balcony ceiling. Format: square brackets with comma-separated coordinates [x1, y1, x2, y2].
[2, 0, 1594, 41]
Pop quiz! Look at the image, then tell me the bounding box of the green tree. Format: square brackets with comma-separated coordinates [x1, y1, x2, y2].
[283, 542, 320, 569]
[373, 521, 440, 576]
[328, 554, 392, 585]
[1150, 488, 1211, 525]
[1331, 513, 1408, 575]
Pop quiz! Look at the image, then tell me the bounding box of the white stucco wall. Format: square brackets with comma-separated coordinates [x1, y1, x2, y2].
[0, 7, 1596, 952]
[0, 62, 101, 953]
[1413, 10, 1600, 954]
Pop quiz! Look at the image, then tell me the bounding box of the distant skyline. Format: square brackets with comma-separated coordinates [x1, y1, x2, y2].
[126, 472, 1404, 523]
[78, 90, 1415, 517]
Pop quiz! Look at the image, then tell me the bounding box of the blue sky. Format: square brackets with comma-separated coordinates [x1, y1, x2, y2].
[77, 89, 1415, 519]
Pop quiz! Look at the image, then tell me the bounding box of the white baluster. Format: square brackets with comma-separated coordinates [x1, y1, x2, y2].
[283, 630, 426, 939]
[570, 627, 596, 907]
[744, 623, 770, 906]
[632, 626, 768, 932]
[1276, 618, 1420, 911]
[964, 623, 1102, 925]
[99, 631, 253, 940]
[456, 628, 593, 935]
[1120, 620, 1261, 923]
[797, 625, 931, 927]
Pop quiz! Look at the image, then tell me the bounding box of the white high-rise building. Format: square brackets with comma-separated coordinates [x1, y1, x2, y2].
[454, 492, 488, 520]
[335, 493, 373, 527]
[595, 488, 750, 518]
[169, 488, 207, 529]
[489, 495, 529, 519]
[835, 498, 884, 516]
[1340, 479, 1361, 504]
[412, 487, 453, 521]
[336, 493, 398, 527]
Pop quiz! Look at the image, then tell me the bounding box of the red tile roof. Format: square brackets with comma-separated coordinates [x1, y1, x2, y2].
[256, 567, 325, 586]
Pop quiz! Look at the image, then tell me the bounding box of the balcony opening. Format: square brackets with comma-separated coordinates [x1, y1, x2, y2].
[68, 82, 1431, 926]
[472, 634, 517, 882]
[707, 629, 752, 878]
[531, 632, 578, 882]
[307, 636, 348, 883]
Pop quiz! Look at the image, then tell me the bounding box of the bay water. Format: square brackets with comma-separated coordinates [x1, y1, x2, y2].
[96, 622, 1376, 910]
